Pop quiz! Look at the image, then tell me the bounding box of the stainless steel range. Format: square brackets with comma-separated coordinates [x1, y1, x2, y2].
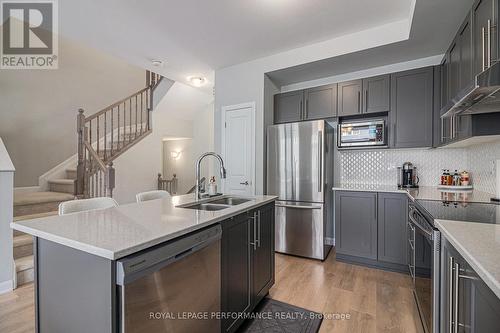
[410, 199, 500, 333]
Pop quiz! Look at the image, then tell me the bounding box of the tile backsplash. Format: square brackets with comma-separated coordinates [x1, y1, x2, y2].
[467, 141, 500, 195]
[338, 140, 500, 194]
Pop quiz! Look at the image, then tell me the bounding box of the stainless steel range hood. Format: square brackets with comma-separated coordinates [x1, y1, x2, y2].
[442, 62, 500, 118]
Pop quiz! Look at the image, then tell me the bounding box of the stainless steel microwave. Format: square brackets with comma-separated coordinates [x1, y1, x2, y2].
[338, 119, 387, 148]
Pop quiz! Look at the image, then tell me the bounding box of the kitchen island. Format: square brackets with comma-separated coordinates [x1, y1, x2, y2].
[11, 194, 276, 333]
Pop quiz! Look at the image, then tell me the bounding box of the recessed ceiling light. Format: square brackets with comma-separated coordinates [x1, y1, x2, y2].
[187, 76, 207, 87]
[151, 60, 164, 67]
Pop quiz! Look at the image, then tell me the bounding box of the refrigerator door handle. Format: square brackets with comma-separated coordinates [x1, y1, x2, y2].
[275, 203, 322, 209]
[318, 130, 323, 193]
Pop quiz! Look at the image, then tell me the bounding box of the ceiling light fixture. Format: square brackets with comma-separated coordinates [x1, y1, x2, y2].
[187, 76, 207, 87]
[151, 60, 164, 67]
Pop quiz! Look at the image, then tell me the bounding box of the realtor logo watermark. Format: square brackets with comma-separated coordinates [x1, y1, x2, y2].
[1, 0, 58, 69]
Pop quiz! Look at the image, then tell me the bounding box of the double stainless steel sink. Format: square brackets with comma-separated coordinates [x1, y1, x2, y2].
[180, 196, 251, 211]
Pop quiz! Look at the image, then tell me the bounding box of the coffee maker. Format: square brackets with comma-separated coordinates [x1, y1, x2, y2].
[398, 162, 419, 188]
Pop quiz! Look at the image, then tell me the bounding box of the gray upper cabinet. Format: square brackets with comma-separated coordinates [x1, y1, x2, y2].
[274, 90, 304, 124]
[363, 75, 391, 114]
[377, 193, 408, 265]
[337, 80, 363, 116]
[391, 67, 434, 148]
[473, 0, 496, 76]
[274, 85, 336, 123]
[304, 84, 337, 120]
[335, 191, 377, 260]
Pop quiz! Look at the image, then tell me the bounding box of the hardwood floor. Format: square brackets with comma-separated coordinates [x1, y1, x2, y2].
[0, 283, 34, 333]
[0, 252, 423, 333]
[270, 252, 424, 333]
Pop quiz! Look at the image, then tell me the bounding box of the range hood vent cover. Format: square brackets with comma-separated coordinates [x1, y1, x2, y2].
[442, 62, 500, 118]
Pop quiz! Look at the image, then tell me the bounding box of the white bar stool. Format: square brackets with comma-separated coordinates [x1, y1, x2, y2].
[58, 197, 118, 215]
[136, 190, 171, 203]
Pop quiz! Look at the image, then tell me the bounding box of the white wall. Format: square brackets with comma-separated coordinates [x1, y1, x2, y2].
[112, 84, 214, 204]
[0, 34, 144, 187]
[0, 138, 14, 294]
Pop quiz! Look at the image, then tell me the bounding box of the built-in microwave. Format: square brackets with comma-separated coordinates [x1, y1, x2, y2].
[338, 119, 387, 148]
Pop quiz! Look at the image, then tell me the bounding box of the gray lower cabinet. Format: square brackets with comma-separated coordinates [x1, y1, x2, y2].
[335, 191, 409, 272]
[335, 191, 377, 260]
[377, 193, 408, 265]
[252, 204, 275, 303]
[222, 203, 275, 333]
[274, 90, 304, 124]
[390, 67, 434, 148]
[441, 237, 500, 333]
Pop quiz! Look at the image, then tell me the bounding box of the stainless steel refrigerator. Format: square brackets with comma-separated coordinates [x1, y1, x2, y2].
[267, 120, 335, 260]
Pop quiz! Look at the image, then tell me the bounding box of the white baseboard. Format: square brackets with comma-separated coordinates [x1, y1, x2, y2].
[14, 186, 41, 195]
[325, 237, 335, 246]
[0, 280, 13, 295]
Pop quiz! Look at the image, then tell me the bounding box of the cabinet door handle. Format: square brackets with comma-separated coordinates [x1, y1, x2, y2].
[257, 210, 261, 248]
[249, 213, 257, 250]
[441, 118, 445, 142]
[357, 91, 361, 113]
[454, 261, 459, 333]
[365, 90, 368, 113]
[305, 99, 309, 119]
[449, 256, 454, 333]
[482, 26, 486, 71]
[488, 19, 492, 68]
[299, 100, 303, 120]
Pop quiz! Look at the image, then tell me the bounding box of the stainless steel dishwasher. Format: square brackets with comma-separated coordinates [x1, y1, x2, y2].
[116, 224, 222, 333]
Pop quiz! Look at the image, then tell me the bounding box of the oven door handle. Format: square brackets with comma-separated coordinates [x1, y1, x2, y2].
[408, 207, 433, 240]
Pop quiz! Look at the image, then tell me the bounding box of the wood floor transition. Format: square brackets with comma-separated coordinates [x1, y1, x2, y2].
[0, 252, 423, 333]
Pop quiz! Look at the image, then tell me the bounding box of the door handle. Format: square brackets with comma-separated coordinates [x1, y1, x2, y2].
[257, 210, 261, 248]
[275, 204, 321, 209]
[305, 99, 309, 119]
[482, 26, 486, 71]
[487, 19, 492, 68]
[357, 91, 361, 113]
[365, 90, 368, 113]
[449, 256, 454, 333]
[240, 181, 249, 186]
[249, 212, 257, 251]
[318, 131, 322, 193]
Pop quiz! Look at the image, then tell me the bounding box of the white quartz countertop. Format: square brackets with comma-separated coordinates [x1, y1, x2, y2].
[435, 219, 500, 300]
[11, 194, 277, 260]
[332, 183, 495, 203]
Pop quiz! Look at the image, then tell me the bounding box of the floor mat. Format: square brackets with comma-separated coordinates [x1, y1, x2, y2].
[237, 298, 323, 333]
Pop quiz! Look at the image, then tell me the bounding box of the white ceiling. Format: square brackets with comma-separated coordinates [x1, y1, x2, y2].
[267, 0, 473, 86]
[59, 0, 414, 90]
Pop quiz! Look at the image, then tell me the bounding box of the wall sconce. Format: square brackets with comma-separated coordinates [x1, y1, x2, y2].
[170, 151, 182, 160]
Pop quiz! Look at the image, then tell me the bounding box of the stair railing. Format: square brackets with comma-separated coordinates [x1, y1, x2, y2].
[76, 70, 163, 198]
[157, 173, 178, 194]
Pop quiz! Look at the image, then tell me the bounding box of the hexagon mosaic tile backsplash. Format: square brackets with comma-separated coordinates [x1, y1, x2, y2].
[338, 140, 500, 194]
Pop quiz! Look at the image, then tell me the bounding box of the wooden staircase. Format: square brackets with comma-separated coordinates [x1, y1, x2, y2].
[12, 71, 163, 288]
[76, 71, 163, 199]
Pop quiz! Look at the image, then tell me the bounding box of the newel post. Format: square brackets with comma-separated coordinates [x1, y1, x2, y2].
[106, 162, 115, 198]
[76, 108, 85, 196]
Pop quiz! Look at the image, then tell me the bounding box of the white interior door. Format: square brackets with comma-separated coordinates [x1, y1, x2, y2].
[222, 103, 255, 196]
